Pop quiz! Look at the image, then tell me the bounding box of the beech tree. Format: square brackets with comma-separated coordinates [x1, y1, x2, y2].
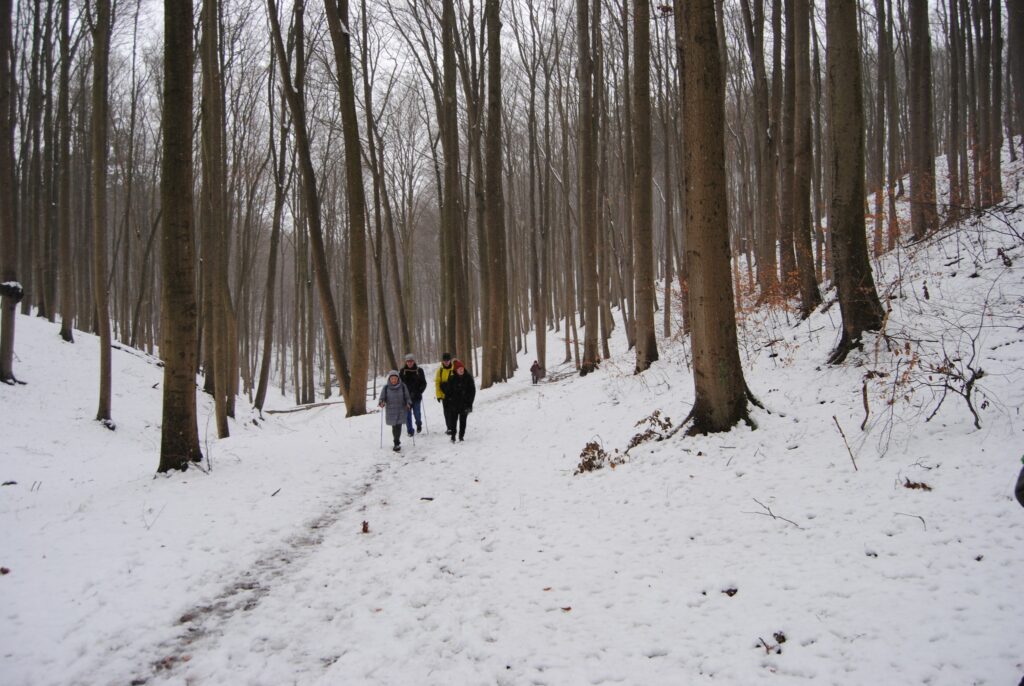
[158, 0, 202, 472]
[677, 0, 757, 432]
[826, 0, 885, 364]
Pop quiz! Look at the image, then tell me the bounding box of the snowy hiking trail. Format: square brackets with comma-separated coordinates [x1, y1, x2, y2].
[4, 174, 1024, 684]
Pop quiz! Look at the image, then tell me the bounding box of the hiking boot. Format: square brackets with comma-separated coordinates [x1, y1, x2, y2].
[445, 429, 454, 436]
[407, 430, 414, 437]
[416, 423, 422, 433]
[458, 436, 464, 442]
[393, 443, 401, 452]
[450, 434, 456, 443]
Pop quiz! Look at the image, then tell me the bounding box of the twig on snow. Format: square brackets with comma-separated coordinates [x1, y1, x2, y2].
[832, 416, 859, 472]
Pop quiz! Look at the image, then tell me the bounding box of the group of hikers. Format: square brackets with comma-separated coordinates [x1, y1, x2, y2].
[377, 352, 477, 452]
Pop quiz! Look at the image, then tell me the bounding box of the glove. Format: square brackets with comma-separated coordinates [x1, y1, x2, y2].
[467, 407, 473, 414]
[378, 402, 385, 409]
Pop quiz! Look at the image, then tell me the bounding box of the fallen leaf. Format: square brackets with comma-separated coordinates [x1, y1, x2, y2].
[561, 606, 572, 612]
[543, 587, 552, 592]
[361, 521, 369, 534]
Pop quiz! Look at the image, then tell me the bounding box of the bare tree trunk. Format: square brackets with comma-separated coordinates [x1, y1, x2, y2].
[267, 0, 354, 410]
[677, 0, 755, 433]
[826, 0, 885, 364]
[792, 0, 821, 317]
[909, 0, 939, 238]
[633, 0, 657, 372]
[1010, 0, 1024, 150]
[482, 0, 509, 387]
[578, 0, 600, 375]
[200, 0, 230, 438]
[255, 66, 288, 413]
[158, 0, 202, 472]
[91, 0, 112, 425]
[325, 0, 369, 414]
[56, 0, 72, 342]
[948, 0, 964, 221]
[0, 0, 17, 383]
[778, 0, 798, 294]
[991, 1, 1003, 201]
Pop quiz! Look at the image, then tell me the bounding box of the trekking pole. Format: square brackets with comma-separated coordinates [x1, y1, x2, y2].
[379, 410, 384, 449]
[422, 399, 429, 434]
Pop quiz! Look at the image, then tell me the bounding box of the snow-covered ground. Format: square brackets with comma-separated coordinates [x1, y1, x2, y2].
[3, 167, 1024, 685]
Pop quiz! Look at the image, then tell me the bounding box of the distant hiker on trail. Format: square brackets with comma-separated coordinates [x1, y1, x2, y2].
[440, 359, 476, 443]
[435, 352, 456, 436]
[378, 370, 411, 452]
[530, 360, 542, 384]
[400, 353, 428, 436]
[1015, 456, 1024, 508]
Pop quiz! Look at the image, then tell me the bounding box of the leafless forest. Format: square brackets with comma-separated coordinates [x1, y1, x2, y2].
[0, 0, 1020, 469]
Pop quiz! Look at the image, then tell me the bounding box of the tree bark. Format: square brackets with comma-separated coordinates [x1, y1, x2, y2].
[324, 0, 369, 414]
[909, 0, 939, 238]
[826, 0, 885, 365]
[0, 0, 17, 384]
[632, 0, 658, 373]
[792, 0, 821, 317]
[91, 0, 112, 424]
[677, 0, 755, 432]
[158, 0, 202, 472]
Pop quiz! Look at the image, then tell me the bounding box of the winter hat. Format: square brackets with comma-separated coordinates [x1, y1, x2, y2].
[441, 352, 452, 362]
[453, 360, 465, 372]
[387, 370, 400, 381]
[404, 353, 415, 362]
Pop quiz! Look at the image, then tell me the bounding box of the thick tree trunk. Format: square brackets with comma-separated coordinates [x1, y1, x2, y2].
[826, 0, 885, 365]
[677, 0, 755, 433]
[325, 0, 369, 414]
[158, 0, 202, 472]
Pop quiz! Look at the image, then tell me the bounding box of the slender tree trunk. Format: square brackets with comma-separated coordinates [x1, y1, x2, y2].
[56, 0, 72, 342]
[158, 0, 202, 472]
[778, 0, 798, 294]
[792, 0, 821, 317]
[826, 0, 885, 364]
[1009, 0, 1024, 149]
[267, 0, 353, 410]
[200, 0, 230, 438]
[991, 2, 1003, 200]
[578, 0, 600, 375]
[633, 0, 658, 372]
[0, 0, 17, 383]
[91, 0, 112, 425]
[909, 0, 939, 238]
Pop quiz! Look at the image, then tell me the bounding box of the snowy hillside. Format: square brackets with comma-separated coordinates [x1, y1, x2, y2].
[3, 170, 1024, 684]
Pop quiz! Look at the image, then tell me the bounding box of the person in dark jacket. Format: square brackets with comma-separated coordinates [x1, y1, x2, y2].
[399, 353, 428, 436]
[378, 370, 411, 452]
[1016, 456, 1024, 508]
[530, 360, 542, 384]
[440, 359, 476, 442]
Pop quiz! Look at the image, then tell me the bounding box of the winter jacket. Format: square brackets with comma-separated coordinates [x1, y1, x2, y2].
[400, 365, 428, 401]
[441, 371, 476, 413]
[378, 374, 411, 426]
[1016, 463, 1024, 508]
[435, 363, 454, 399]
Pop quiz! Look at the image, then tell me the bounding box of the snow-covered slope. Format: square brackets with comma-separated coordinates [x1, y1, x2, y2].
[2, 165, 1023, 685]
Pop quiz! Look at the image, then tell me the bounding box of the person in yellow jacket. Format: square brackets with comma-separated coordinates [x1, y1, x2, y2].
[435, 352, 456, 435]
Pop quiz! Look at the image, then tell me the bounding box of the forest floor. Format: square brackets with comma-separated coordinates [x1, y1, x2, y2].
[2, 161, 1024, 685]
